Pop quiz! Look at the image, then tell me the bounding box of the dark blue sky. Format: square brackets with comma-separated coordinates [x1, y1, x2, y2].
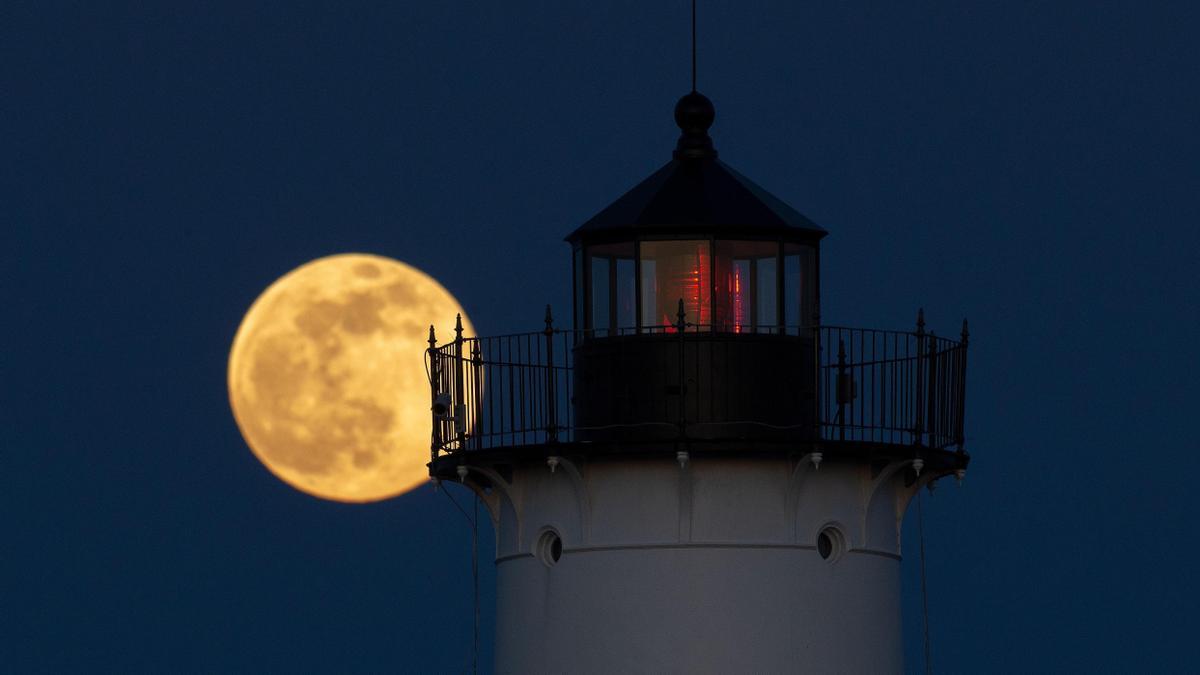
[4, 2, 1198, 672]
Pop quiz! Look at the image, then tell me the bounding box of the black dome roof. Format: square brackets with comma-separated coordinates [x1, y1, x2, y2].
[565, 92, 827, 245]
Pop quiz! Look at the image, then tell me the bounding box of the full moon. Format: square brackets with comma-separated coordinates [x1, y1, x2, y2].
[228, 254, 473, 502]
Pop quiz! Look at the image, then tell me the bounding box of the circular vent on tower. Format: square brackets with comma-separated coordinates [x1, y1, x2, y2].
[816, 525, 846, 562]
[536, 529, 563, 567]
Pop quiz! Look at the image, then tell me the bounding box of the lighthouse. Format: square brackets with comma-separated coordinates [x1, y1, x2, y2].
[427, 91, 970, 673]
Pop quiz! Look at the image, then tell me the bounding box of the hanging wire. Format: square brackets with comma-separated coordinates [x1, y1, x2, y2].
[916, 487, 933, 675]
[691, 0, 697, 91]
[473, 493, 479, 674]
[441, 485, 479, 675]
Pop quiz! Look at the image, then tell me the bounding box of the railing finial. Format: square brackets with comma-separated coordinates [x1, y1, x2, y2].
[544, 304, 554, 334]
[428, 324, 437, 349]
[961, 318, 969, 346]
[676, 298, 687, 332]
[452, 314, 465, 448]
[916, 308, 926, 336]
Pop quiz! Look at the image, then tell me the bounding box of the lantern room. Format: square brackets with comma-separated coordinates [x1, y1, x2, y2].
[567, 92, 827, 336]
[560, 92, 830, 443]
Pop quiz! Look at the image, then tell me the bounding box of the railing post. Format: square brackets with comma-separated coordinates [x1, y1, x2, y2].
[813, 325, 822, 442]
[676, 298, 687, 440]
[428, 324, 440, 461]
[957, 319, 969, 451]
[926, 331, 939, 447]
[454, 313, 465, 449]
[471, 340, 483, 451]
[544, 305, 558, 443]
[836, 338, 847, 441]
[914, 308, 926, 446]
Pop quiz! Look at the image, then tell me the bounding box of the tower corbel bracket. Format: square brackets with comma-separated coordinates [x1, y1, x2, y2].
[451, 463, 518, 525]
[785, 451, 824, 543]
[542, 455, 592, 545]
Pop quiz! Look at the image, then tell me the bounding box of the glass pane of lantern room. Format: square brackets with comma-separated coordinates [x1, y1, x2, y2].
[590, 257, 610, 336]
[640, 240, 711, 331]
[756, 256, 778, 331]
[615, 257, 635, 330]
[573, 247, 583, 330]
[588, 243, 635, 336]
[784, 243, 816, 334]
[714, 240, 779, 333]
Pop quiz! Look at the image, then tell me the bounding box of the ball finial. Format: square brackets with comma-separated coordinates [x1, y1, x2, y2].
[673, 91, 717, 160]
[675, 91, 715, 133]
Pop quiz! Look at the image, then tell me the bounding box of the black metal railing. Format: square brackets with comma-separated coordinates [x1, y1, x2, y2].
[427, 308, 572, 458]
[817, 310, 968, 449]
[427, 307, 967, 459]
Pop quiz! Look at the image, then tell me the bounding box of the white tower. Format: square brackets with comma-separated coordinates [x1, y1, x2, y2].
[428, 92, 970, 674]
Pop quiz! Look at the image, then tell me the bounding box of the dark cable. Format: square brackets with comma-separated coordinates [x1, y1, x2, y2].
[441, 483, 472, 522]
[472, 492, 479, 675]
[917, 488, 933, 675]
[440, 485, 480, 675]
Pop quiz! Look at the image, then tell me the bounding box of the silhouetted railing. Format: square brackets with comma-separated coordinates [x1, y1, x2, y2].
[427, 308, 571, 457]
[427, 308, 967, 459]
[817, 313, 968, 450]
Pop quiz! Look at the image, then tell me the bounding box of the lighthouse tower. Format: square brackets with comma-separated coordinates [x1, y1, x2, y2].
[428, 92, 970, 674]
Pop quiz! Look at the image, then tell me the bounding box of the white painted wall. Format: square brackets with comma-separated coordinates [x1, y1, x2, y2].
[465, 454, 921, 674]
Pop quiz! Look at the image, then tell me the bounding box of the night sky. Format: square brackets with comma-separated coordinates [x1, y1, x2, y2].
[4, 2, 1198, 672]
